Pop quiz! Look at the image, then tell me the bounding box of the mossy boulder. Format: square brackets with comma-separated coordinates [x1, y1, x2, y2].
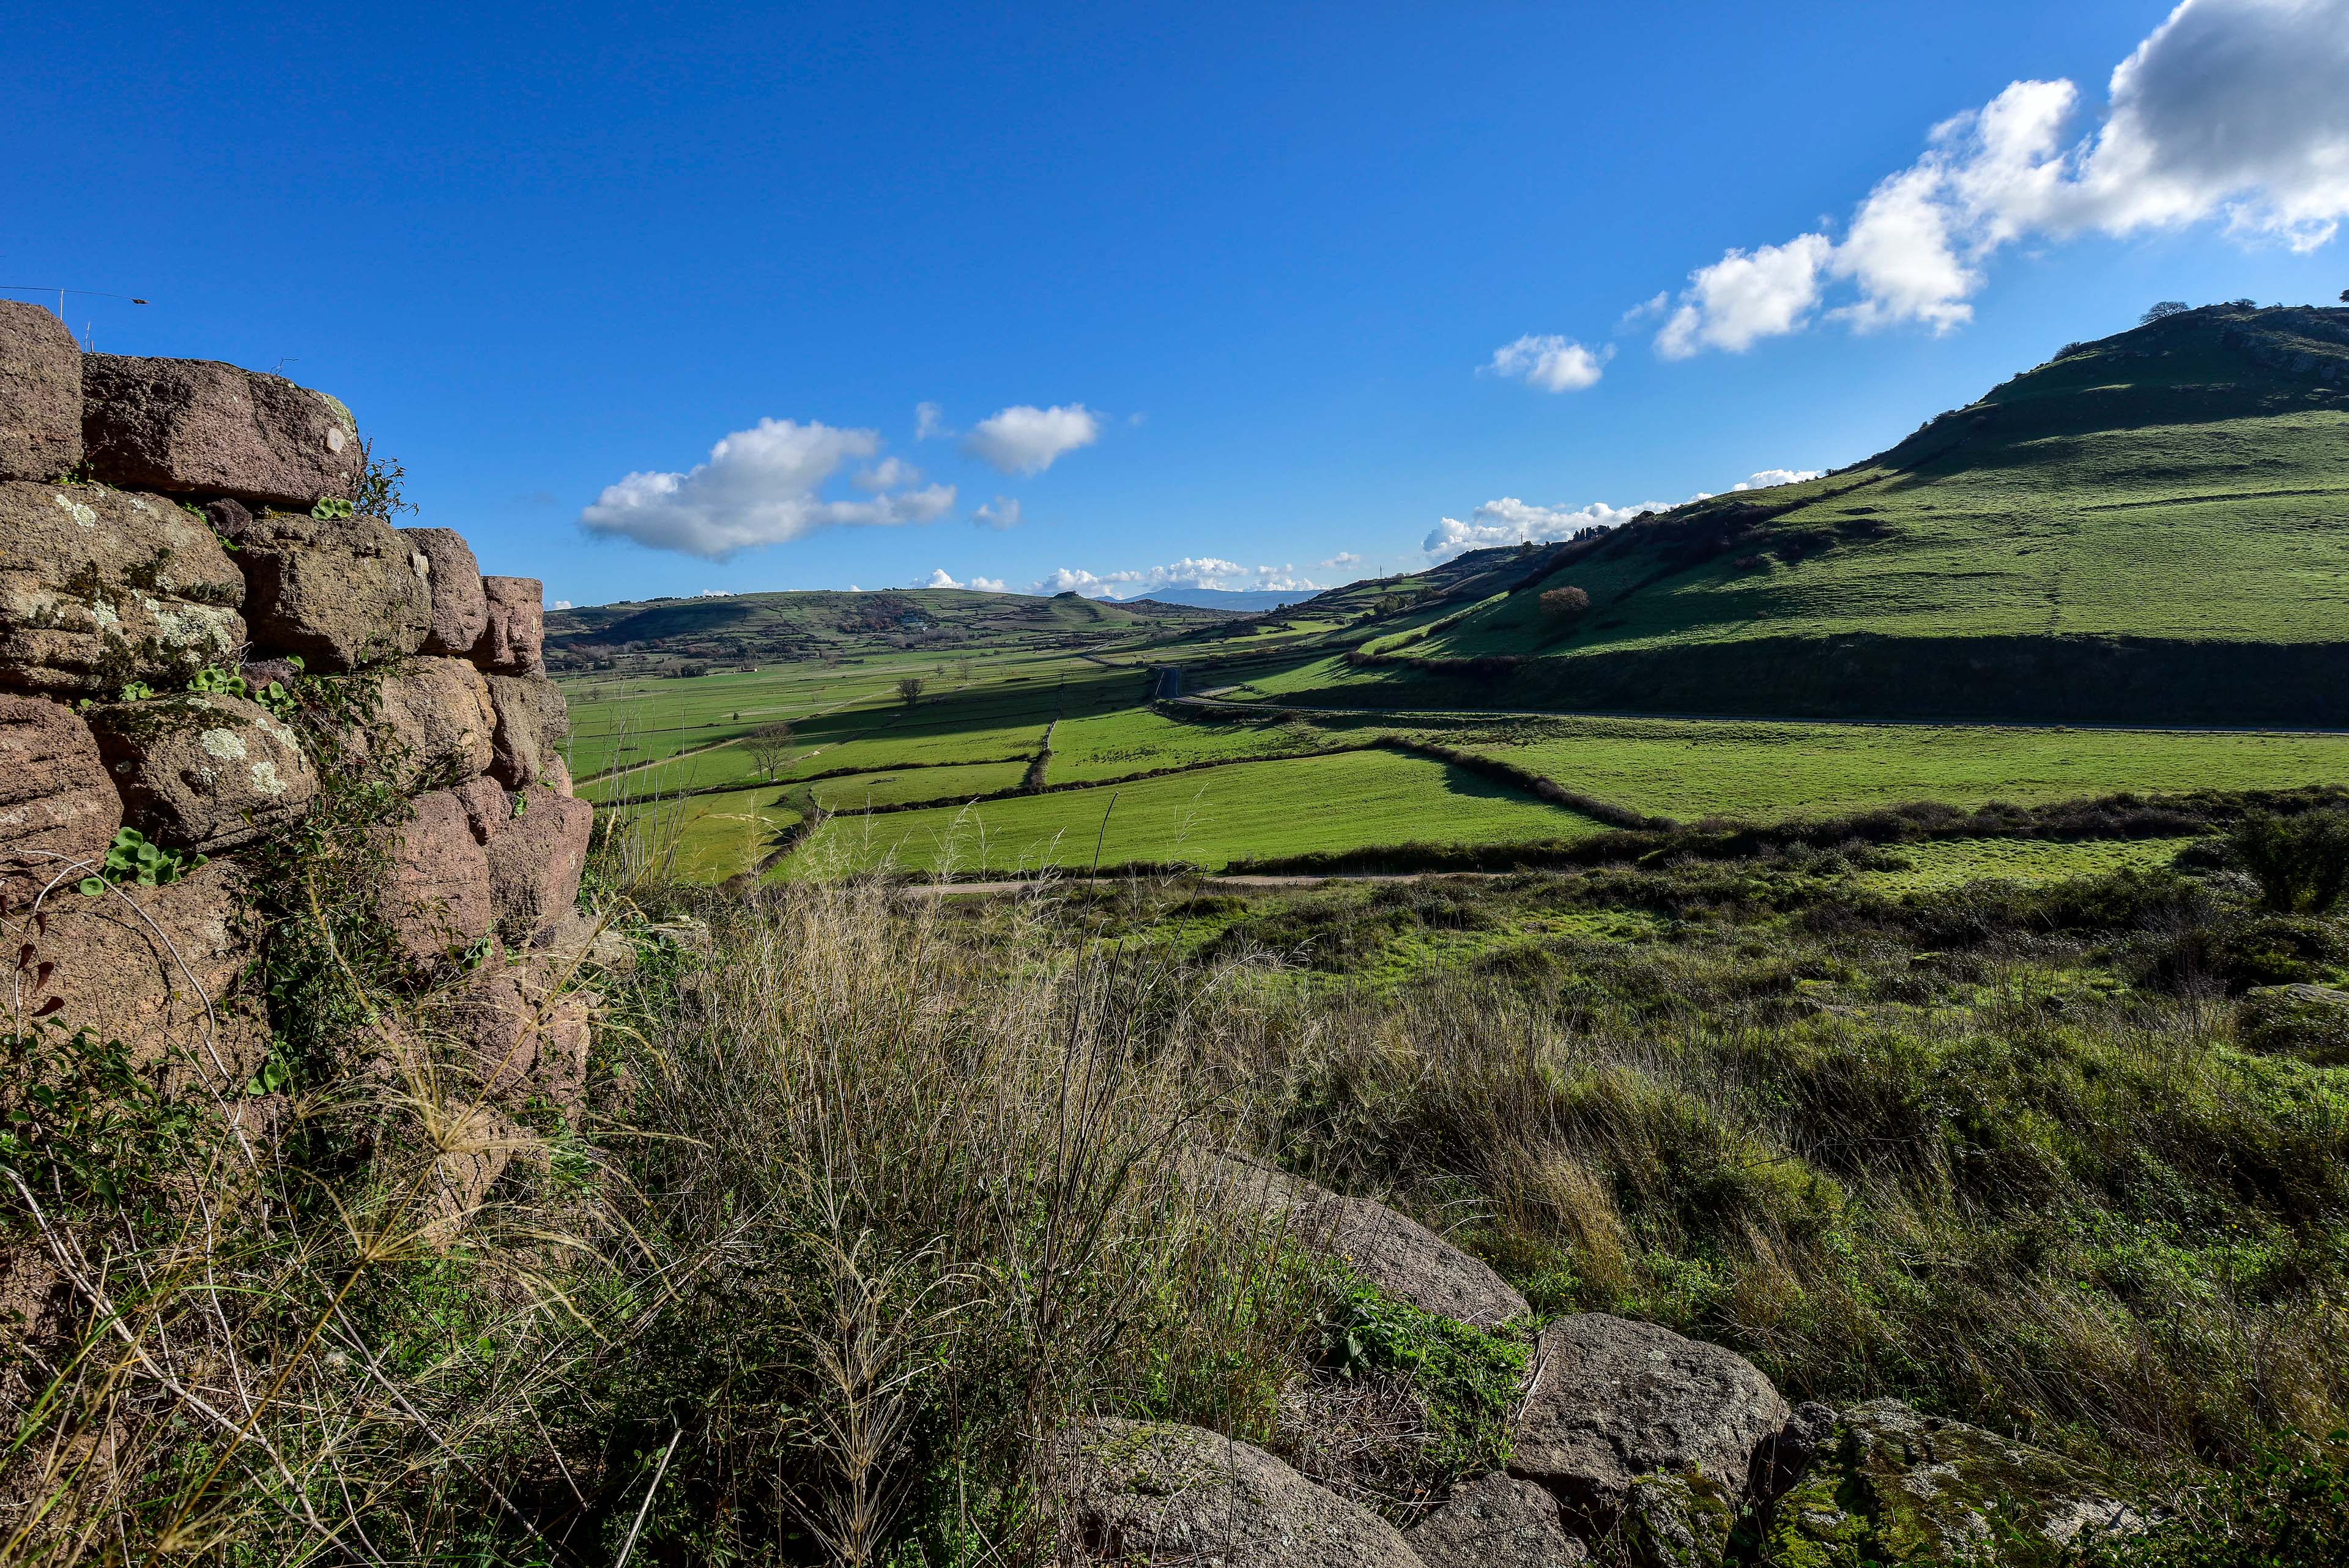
[1762, 1399, 2141, 1567]
[1622, 1470, 1737, 1568]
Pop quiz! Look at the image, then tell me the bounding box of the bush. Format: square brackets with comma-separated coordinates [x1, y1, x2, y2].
[2229, 808, 2349, 912]
[2071, 1436, 2349, 1567]
[1538, 585, 1592, 623]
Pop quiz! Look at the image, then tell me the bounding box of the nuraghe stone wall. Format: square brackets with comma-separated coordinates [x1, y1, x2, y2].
[0, 299, 598, 1235]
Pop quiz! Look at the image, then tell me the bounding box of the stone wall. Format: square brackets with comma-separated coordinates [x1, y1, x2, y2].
[0, 300, 595, 1224]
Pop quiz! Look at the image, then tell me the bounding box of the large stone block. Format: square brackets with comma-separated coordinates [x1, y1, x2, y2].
[484, 672, 570, 788]
[439, 959, 593, 1115]
[87, 693, 317, 853]
[236, 511, 429, 670]
[6, 858, 267, 1087]
[481, 784, 593, 945]
[399, 527, 489, 657]
[369, 657, 495, 786]
[0, 696, 122, 905]
[0, 481, 246, 695]
[382, 788, 495, 965]
[81, 355, 362, 507]
[1408, 1472, 1589, 1568]
[1052, 1419, 1423, 1568]
[1510, 1315, 1788, 1518]
[473, 576, 544, 675]
[0, 302, 82, 482]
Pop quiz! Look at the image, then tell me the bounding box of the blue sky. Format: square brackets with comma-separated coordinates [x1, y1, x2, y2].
[7, 1, 2345, 608]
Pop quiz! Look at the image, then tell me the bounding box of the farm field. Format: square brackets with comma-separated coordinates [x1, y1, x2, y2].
[781, 747, 1605, 877]
[1856, 836, 2184, 894]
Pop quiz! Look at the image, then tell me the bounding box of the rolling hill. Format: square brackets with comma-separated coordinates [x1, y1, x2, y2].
[1267, 303, 2349, 725]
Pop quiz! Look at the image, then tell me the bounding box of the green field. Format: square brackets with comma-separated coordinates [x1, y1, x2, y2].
[784, 748, 1604, 876]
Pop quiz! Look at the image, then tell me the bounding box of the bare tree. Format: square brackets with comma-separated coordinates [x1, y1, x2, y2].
[746, 721, 796, 781]
[2139, 300, 2190, 325]
[896, 677, 926, 709]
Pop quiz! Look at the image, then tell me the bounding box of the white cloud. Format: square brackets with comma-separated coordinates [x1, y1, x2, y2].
[1321, 551, 1363, 568]
[1422, 469, 1823, 560]
[1033, 559, 1322, 598]
[964, 403, 1101, 474]
[1486, 334, 1612, 392]
[915, 401, 947, 439]
[970, 576, 1006, 593]
[1652, 0, 2349, 357]
[855, 456, 922, 491]
[924, 568, 961, 589]
[974, 496, 1023, 529]
[697, 589, 735, 598]
[581, 418, 956, 559]
[552, 598, 573, 609]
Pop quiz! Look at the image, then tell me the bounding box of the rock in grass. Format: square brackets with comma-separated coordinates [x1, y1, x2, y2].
[1408, 1471, 1589, 1568]
[2236, 983, 2349, 1066]
[0, 481, 247, 694]
[1621, 1471, 1738, 1568]
[81, 355, 363, 507]
[399, 526, 489, 656]
[1510, 1315, 1787, 1517]
[0, 695, 121, 902]
[0, 301, 83, 482]
[1763, 1399, 2142, 1567]
[1052, 1418, 1423, 1568]
[88, 693, 317, 853]
[474, 575, 545, 676]
[234, 510, 430, 671]
[1183, 1151, 1531, 1329]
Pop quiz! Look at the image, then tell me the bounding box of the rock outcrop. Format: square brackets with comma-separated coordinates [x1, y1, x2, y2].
[1183, 1151, 1529, 1329]
[1053, 1418, 1425, 1568]
[1510, 1314, 1789, 1518]
[1763, 1399, 2141, 1567]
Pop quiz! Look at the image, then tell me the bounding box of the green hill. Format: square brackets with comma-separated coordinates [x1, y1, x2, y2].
[545, 586, 1228, 671]
[1280, 303, 2349, 724]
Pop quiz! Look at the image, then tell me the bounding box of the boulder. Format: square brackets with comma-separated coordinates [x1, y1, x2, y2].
[439, 961, 593, 1114]
[484, 672, 570, 789]
[2237, 983, 2349, 1066]
[1763, 1399, 2142, 1567]
[1407, 1471, 1589, 1568]
[382, 788, 495, 965]
[1052, 1418, 1423, 1568]
[6, 858, 267, 1087]
[1755, 1401, 1838, 1502]
[235, 511, 430, 671]
[399, 526, 489, 656]
[544, 751, 574, 797]
[0, 481, 246, 694]
[473, 576, 545, 675]
[1510, 1315, 1788, 1518]
[1620, 1472, 1737, 1568]
[80, 355, 362, 507]
[0, 696, 121, 904]
[0, 302, 82, 482]
[1182, 1151, 1529, 1329]
[87, 693, 316, 853]
[371, 657, 496, 785]
[483, 786, 594, 944]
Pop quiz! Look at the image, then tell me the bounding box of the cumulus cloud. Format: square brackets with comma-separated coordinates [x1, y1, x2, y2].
[1652, 0, 2349, 357]
[1486, 334, 1612, 392]
[1321, 551, 1363, 568]
[552, 598, 573, 609]
[974, 496, 1023, 529]
[1422, 469, 1822, 560]
[964, 403, 1101, 474]
[915, 401, 947, 439]
[855, 456, 922, 491]
[581, 418, 956, 559]
[1033, 559, 1321, 598]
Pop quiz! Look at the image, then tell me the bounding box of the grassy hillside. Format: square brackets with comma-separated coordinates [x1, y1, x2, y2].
[1278, 304, 2349, 723]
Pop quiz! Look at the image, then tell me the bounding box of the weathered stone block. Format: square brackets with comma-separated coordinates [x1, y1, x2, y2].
[0, 695, 121, 904]
[484, 672, 570, 788]
[0, 302, 82, 482]
[382, 788, 495, 964]
[88, 693, 316, 853]
[440, 960, 593, 1114]
[7, 858, 267, 1085]
[1408, 1471, 1589, 1568]
[483, 786, 593, 944]
[474, 575, 545, 675]
[370, 656, 495, 785]
[1052, 1418, 1423, 1568]
[1510, 1315, 1787, 1518]
[236, 511, 429, 670]
[81, 355, 362, 507]
[0, 481, 246, 694]
[399, 526, 489, 656]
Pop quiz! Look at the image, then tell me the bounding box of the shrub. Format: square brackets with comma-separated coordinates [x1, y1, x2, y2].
[2229, 807, 2349, 912]
[1538, 585, 1592, 623]
[2140, 300, 2191, 324]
